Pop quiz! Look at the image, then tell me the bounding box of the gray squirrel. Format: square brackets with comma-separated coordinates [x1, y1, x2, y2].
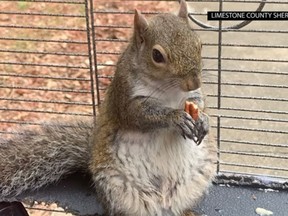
[0, 1, 216, 215]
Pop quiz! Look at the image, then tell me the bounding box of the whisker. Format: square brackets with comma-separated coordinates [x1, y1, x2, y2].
[142, 79, 181, 105]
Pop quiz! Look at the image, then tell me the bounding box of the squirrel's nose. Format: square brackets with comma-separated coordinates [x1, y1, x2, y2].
[180, 76, 201, 92]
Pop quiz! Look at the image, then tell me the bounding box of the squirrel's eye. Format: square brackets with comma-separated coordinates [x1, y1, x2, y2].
[152, 48, 165, 63]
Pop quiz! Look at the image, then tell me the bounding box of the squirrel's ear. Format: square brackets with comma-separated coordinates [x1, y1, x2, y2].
[178, 0, 188, 20]
[134, 9, 148, 46]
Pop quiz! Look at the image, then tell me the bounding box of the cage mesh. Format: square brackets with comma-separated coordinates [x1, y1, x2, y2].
[0, 0, 288, 215]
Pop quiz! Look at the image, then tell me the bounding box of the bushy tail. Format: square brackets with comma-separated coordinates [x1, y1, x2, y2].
[0, 118, 94, 199]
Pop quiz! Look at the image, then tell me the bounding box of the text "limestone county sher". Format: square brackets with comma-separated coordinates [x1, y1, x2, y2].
[208, 11, 288, 20]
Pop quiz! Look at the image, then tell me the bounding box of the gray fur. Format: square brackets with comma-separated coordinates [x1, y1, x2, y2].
[0, 118, 94, 198]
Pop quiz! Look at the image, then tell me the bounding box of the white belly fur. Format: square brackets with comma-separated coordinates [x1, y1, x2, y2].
[113, 129, 213, 216]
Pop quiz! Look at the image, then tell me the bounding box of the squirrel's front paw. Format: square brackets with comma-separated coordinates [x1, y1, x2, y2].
[169, 110, 209, 145]
[194, 112, 209, 145]
[168, 110, 197, 141]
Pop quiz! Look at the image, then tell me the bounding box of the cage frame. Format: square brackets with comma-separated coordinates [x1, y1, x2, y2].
[0, 0, 288, 215]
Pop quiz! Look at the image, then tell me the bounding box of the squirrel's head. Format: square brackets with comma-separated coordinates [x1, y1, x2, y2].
[132, 0, 202, 92]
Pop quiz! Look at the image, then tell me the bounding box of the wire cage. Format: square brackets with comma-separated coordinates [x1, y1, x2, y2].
[0, 0, 288, 215]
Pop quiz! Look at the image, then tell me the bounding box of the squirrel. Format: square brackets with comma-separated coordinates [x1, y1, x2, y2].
[0, 0, 216, 215]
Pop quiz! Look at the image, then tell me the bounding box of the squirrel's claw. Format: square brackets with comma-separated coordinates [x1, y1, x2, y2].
[194, 112, 209, 145]
[172, 111, 195, 140]
[170, 110, 209, 145]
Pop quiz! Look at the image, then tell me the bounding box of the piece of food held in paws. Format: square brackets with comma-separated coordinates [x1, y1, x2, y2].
[185, 101, 199, 121]
[184, 101, 209, 145]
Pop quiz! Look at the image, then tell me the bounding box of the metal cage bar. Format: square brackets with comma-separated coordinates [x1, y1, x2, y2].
[0, 0, 97, 137]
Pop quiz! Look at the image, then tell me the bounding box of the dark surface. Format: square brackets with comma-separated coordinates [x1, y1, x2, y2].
[196, 185, 288, 216]
[9, 173, 288, 216]
[0, 202, 29, 216]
